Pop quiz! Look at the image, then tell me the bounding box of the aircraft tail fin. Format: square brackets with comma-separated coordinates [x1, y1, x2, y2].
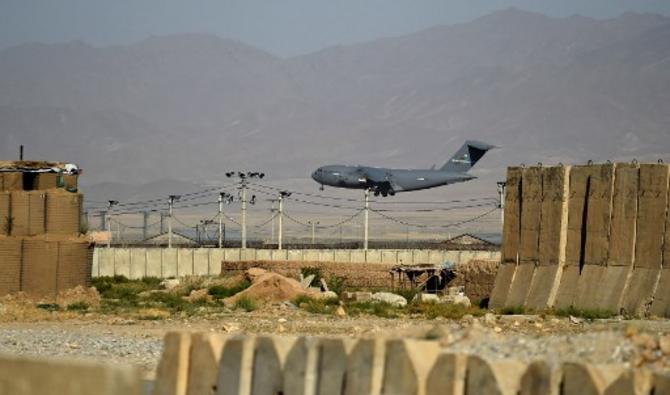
[440, 140, 495, 173]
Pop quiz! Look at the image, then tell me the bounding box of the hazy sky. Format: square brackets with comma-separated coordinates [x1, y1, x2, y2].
[1, 0, 669, 56]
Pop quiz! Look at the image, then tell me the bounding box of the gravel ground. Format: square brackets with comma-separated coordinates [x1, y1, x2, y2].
[2, 311, 670, 379]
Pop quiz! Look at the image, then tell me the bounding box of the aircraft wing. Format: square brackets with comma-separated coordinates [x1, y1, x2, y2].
[356, 168, 401, 196]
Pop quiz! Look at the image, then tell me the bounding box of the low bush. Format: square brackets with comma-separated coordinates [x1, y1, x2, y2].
[208, 279, 251, 299]
[234, 297, 258, 312]
[294, 295, 339, 315]
[408, 302, 483, 320]
[346, 301, 401, 318]
[66, 302, 90, 312]
[553, 307, 616, 320]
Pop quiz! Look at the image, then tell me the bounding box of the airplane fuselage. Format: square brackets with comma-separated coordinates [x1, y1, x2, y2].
[311, 165, 476, 194]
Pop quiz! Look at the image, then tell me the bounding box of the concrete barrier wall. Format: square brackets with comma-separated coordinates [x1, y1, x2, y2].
[92, 248, 500, 279]
[0, 353, 143, 395]
[154, 332, 667, 395]
[491, 163, 670, 317]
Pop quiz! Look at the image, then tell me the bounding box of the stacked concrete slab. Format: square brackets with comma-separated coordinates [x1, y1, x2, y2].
[152, 332, 670, 395]
[490, 162, 670, 316]
[0, 161, 91, 298]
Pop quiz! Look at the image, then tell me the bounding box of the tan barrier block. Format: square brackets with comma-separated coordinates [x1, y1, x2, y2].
[518, 167, 542, 266]
[381, 339, 441, 395]
[36, 173, 59, 189]
[426, 353, 466, 395]
[526, 166, 570, 310]
[45, 191, 82, 235]
[21, 238, 59, 297]
[583, 164, 615, 267]
[2, 172, 23, 191]
[538, 166, 570, 267]
[489, 168, 523, 309]
[0, 237, 22, 295]
[316, 338, 356, 395]
[465, 355, 527, 395]
[10, 191, 46, 236]
[0, 354, 142, 395]
[489, 264, 516, 309]
[608, 163, 640, 267]
[154, 332, 192, 395]
[501, 167, 523, 265]
[622, 268, 663, 317]
[633, 164, 669, 270]
[503, 264, 534, 308]
[653, 373, 670, 395]
[344, 338, 386, 395]
[574, 164, 615, 310]
[649, 268, 670, 317]
[621, 164, 669, 316]
[604, 370, 652, 395]
[554, 166, 595, 309]
[505, 167, 542, 308]
[186, 333, 226, 395]
[520, 360, 559, 395]
[562, 363, 626, 395]
[253, 336, 297, 395]
[0, 192, 9, 235]
[57, 239, 93, 291]
[596, 164, 640, 312]
[216, 337, 255, 395]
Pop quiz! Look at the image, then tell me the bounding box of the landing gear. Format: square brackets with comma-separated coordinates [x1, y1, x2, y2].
[319, 184, 324, 191]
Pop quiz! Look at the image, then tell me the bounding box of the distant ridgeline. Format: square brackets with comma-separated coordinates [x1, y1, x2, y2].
[0, 160, 92, 298]
[490, 162, 670, 317]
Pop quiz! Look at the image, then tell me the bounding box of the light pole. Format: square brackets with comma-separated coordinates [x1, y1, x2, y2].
[106, 200, 118, 248]
[277, 191, 291, 250]
[168, 195, 180, 248]
[497, 181, 507, 228]
[363, 189, 370, 250]
[308, 220, 320, 245]
[226, 171, 264, 249]
[218, 192, 233, 248]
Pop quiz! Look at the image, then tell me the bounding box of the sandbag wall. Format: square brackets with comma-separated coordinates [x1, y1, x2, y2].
[152, 332, 670, 395]
[0, 171, 90, 297]
[489, 163, 670, 316]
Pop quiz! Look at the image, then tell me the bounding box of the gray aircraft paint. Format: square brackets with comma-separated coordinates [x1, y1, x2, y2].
[311, 140, 495, 196]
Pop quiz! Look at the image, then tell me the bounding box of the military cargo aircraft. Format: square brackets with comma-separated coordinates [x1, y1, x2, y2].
[311, 140, 495, 196]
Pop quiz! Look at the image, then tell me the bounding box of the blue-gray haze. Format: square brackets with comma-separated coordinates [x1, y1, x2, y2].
[1, 0, 669, 55]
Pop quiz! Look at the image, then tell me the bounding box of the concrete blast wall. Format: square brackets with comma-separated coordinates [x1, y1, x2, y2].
[491, 162, 670, 317]
[152, 332, 670, 395]
[93, 248, 500, 281]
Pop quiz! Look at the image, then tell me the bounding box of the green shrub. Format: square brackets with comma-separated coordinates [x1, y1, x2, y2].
[234, 297, 257, 312]
[553, 307, 616, 320]
[208, 280, 251, 299]
[36, 303, 60, 312]
[144, 292, 189, 311]
[408, 302, 483, 320]
[498, 306, 526, 315]
[66, 302, 90, 312]
[293, 295, 339, 315]
[347, 301, 401, 318]
[394, 288, 420, 302]
[328, 275, 347, 295]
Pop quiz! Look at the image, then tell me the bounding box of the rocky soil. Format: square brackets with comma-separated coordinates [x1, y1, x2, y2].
[3, 309, 670, 379]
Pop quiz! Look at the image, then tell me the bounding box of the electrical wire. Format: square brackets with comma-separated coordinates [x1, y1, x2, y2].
[370, 206, 499, 229]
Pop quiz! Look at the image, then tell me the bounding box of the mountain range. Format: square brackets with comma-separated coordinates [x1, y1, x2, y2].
[1, 8, 669, 202]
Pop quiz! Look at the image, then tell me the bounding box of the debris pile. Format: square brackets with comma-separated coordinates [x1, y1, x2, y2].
[223, 269, 322, 306]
